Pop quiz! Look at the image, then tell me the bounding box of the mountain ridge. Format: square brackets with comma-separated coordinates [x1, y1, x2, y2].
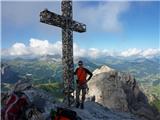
[1, 55, 159, 84]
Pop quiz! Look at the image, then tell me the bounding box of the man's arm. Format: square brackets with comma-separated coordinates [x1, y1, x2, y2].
[84, 68, 93, 82]
[74, 68, 78, 75]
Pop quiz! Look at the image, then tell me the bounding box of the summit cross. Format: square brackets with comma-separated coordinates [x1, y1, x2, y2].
[40, 0, 86, 106]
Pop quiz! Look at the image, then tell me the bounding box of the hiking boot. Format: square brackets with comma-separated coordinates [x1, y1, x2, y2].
[80, 103, 84, 109]
[76, 102, 80, 108]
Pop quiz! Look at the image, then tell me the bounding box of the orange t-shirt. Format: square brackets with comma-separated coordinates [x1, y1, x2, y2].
[76, 67, 87, 85]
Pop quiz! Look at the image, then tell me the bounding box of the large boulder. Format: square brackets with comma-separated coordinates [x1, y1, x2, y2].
[87, 65, 160, 120]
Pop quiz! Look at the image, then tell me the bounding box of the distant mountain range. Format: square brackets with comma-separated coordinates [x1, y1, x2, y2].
[1, 55, 160, 86]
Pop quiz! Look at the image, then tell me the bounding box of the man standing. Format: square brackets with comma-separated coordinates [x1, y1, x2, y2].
[74, 60, 93, 109]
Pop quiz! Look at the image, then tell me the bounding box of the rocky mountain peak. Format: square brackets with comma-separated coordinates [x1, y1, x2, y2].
[87, 65, 160, 120]
[93, 65, 114, 75]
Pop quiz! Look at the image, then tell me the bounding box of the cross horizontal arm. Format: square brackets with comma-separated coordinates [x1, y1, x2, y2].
[71, 20, 86, 33]
[40, 9, 65, 29]
[40, 9, 86, 33]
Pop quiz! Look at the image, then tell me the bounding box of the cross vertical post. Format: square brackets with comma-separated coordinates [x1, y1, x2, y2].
[61, 0, 74, 107]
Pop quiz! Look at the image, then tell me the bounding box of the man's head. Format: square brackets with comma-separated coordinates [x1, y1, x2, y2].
[78, 60, 83, 67]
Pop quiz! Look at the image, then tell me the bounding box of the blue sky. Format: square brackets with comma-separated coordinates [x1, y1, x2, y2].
[1, 1, 160, 57]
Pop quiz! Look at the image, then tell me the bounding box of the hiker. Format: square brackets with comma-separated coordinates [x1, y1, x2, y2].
[74, 60, 93, 109]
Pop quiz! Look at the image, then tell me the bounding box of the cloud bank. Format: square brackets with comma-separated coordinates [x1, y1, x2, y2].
[75, 1, 130, 32]
[1, 38, 160, 58]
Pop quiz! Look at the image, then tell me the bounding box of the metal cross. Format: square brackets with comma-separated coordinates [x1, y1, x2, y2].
[40, 0, 86, 106]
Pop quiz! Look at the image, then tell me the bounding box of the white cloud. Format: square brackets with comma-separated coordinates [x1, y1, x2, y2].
[29, 38, 49, 48]
[120, 48, 142, 57]
[119, 48, 160, 58]
[1, 38, 160, 58]
[88, 48, 102, 58]
[75, 1, 130, 33]
[141, 48, 160, 57]
[1, 38, 62, 57]
[29, 38, 62, 56]
[29, 38, 50, 55]
[8, 43, 29, 56]
[100, 2, 129, 32]
[73, 43, 86, 57]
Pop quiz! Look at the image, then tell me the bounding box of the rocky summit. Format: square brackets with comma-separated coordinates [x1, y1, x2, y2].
[1, 79, 141, 120]
[87, 65, 160, 120]
[1, 65, 160, 120]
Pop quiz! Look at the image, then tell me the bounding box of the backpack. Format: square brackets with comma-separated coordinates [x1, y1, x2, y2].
[76, 68, 87, 85]
[1, 92, 29, 120]
[51, 107, 78, 120]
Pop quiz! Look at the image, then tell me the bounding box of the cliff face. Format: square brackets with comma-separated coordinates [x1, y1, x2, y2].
[87, 65, 160, 120]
